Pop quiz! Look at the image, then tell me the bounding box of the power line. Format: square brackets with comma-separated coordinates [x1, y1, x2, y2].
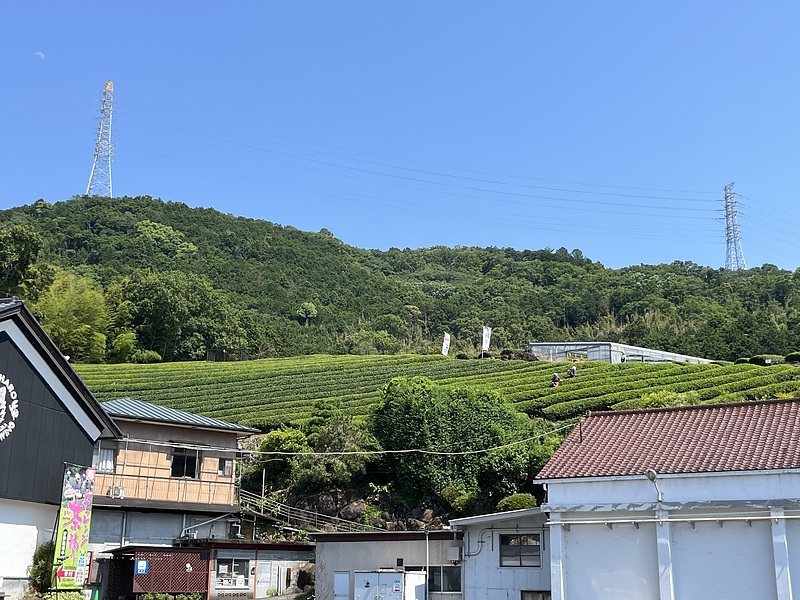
[115, 102, 718, 205]
[245, 422, 575, 458]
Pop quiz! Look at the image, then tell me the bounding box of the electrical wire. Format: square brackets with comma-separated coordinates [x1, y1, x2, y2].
[116, 101, 718, 198]
[246, 422, 575, 458]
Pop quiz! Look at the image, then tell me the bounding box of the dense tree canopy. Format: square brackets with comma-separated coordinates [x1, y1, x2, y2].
[2, 195, 800, 363]
[372, 376, 556, 512]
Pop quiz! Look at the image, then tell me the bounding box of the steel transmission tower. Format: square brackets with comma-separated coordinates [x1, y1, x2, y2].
[86, 80, 115, 197]
[723, 182, 747, 270]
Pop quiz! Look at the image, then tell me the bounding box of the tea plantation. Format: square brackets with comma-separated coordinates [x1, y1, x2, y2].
[74, 355, 800, 429]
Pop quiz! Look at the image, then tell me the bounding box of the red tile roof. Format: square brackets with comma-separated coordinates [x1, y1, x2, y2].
[536, 398, 800, 480]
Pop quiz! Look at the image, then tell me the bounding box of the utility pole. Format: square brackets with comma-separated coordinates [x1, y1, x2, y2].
[724, 182, 746, 270]
[86, 80, 115, 197]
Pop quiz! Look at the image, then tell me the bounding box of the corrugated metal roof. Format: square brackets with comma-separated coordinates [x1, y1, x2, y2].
[101, 397, 258, 434]
[536, 398, 800, 480]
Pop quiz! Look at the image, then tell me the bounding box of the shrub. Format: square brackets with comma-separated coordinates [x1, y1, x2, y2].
[496, 493, 538, 512]
[131, 349, 162, 363]
[140, 593, 201, 600]
[785, 352, 800, 363]
[440, 485, 476, 515]
[27, 540, 55, 595]
[735, 357, 750, 364]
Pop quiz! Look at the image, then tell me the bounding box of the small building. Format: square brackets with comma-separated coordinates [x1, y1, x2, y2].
[106, 539, 314, 600]
[449, 508, 551, 600]
[0, 298, 121, 599]
[525, 341, 711, 365]
[312, 531, 464, 600]
[536, 398, 800, 600]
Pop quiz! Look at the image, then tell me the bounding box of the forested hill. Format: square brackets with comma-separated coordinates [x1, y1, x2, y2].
[2, 195, 799, 363]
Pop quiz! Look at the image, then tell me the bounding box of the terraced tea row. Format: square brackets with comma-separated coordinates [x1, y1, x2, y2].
[74, 355, 800, 427]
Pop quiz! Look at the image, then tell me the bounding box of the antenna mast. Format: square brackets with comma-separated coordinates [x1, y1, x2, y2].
[86, 80, 115, 197]
[723, 182, 746, 270]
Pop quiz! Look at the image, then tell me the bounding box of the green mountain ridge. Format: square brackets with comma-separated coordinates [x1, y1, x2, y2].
[3, 195, 800, 364]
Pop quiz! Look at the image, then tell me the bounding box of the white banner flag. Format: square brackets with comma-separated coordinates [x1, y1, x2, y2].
[481, 326, 492, 352]
[441, 332, 451, 356]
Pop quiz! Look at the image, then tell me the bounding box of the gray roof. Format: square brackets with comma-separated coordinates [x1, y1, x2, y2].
[101, 398, 258, 435]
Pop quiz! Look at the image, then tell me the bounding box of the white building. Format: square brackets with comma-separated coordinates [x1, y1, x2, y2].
[526, 341, 711, 365]
[536, 398, 800, 600]
[450, 508, 551, 600]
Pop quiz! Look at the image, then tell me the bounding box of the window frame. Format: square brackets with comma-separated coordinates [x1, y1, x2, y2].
[92, 442, 116, 473]
[406, 565, 461, 593]
[499, 533, 542, 568]
[215, 557, 250, 589]
[218, 457, 233, 477]
[521, 592, 551, 600]
[171, 448, 200, 479]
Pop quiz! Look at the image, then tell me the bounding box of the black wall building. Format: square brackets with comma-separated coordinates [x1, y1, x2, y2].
[0, 298, 120, 597]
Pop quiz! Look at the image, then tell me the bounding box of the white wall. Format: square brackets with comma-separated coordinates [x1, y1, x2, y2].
[545, 470, 800, 507]
[670, 518, 776, 599]
[458, 517, 550, 600]
[544, 470, 800, 600]
[0, 498, 58, 599]
[562, 521, 658, 600]
[0, 498, 57, 579]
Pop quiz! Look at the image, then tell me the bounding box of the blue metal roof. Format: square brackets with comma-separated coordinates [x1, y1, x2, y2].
[101, 397, 258, 434]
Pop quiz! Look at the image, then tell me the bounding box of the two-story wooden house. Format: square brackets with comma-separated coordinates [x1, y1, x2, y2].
[87, 397, 260, 597]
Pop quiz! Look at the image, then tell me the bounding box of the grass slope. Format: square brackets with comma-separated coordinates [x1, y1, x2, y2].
[74, 356, 800, 428]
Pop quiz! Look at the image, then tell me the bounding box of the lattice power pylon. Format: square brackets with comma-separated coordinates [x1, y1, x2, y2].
[724, 182, 746, 270]
[86, 80, 115, 197]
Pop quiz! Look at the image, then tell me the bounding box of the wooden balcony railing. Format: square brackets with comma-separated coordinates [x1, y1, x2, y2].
[95, 471, 237, 506]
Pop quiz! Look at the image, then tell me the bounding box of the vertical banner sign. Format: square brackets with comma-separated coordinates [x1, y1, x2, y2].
[52, 464, 96, 589]
[481, 326, 492, 353]
[441, 332, 451, 356]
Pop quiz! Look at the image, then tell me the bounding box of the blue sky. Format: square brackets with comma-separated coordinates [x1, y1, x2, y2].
[2, 2, 799, 270]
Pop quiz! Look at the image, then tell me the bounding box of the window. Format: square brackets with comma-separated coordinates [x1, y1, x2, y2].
[171, 448, 199, 478]
[218, 458, 233, 477]
[215, 558, 249, 588]
[408, 566, 461, 593]
[430, 566, 461, 593]
[521, 592, 551, 600]
[92, 443, 116, 473]
[500, 534, 541, 567]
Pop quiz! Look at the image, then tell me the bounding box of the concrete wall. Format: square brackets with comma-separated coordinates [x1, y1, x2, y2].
[545, 471, 800, 599]
[0, 498, 57, 597]
[560, 521, 659, 600]
[90, 508, 234, 549]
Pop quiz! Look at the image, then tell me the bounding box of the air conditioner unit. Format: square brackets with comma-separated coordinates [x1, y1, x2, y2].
[106, 486, 125, 499]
